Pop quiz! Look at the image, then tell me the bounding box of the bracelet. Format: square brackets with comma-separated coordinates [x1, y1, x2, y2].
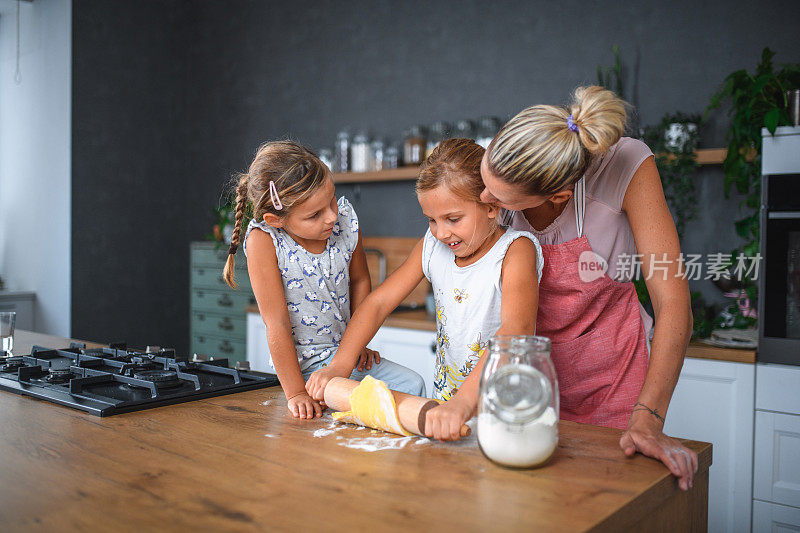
[631, 401, 665, 424]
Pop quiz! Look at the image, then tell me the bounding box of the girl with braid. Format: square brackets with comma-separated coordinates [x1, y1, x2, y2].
[223, 141, 424, 419]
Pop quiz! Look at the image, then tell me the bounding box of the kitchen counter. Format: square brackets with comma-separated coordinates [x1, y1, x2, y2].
[2, 330, 711, 531]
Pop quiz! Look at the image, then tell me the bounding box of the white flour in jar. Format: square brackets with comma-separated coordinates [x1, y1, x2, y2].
[477, 406, 558, 467]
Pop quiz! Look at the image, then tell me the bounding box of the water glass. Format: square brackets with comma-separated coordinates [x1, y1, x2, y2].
[1, 312, 16, 356]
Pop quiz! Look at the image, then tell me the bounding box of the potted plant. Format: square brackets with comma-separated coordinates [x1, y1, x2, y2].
[705, 48, 800, 305]
[642, 111, 702, 239]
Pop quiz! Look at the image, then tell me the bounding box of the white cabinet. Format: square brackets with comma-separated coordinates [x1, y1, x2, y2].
[754, 411, 800, 509]
[246, 314, 436, 397]
[753, 501, 800, 533]
[369, 326, 436, 398]
[753, 363, 800, 532]
[0, 291, 35, 330]
[663, 357, 755, 533]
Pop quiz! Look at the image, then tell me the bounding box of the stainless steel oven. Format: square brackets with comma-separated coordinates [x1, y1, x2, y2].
[758, 126, 800, 365]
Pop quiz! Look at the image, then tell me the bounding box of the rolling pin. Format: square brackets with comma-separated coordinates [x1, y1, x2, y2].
[324, 377, 471, 437]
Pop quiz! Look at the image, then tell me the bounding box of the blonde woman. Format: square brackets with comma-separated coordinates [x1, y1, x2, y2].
[480, 86, 697, 491]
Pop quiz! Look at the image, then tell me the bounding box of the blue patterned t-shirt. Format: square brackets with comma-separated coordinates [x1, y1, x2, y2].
[243, 196, 360, 371]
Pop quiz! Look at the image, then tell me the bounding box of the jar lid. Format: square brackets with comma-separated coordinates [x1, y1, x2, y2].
[483, 364, 551, 425]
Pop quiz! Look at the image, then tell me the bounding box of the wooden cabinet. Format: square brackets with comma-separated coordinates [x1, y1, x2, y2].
[663, 356, 755, 533]
[190, 242, 255, 365]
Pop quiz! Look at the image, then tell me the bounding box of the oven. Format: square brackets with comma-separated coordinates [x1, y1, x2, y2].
[758, 126, 800, 365]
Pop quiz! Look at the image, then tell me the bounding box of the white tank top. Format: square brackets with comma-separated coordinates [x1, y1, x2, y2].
[421, 226, 543, 400]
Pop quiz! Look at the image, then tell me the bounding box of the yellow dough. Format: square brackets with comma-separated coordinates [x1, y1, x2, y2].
[331, 376, 412, 436]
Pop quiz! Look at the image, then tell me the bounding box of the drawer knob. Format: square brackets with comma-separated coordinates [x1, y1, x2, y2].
[430, 341, 437, 354]
[219, 340, 234, 354]
[218, 318, 234, 331]
[218, 294, 234, 307]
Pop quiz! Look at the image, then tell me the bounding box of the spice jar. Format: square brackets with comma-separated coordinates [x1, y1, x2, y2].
[334, 131, 350, 173]
[403, 126, 426, 166]
[454, 119, 475, 140]
[426, 121, 450, 159]
[476, 117, 501, 148]
[478, 335, 559, 468]
[370, 140, 385, 171]
[318, 148, 334, 171]
[350, 133, 370, 173]
[383, 146, 399, 169]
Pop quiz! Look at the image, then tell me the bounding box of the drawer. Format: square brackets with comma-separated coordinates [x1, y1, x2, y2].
[754, 410, 800, 508]
[752, 500, 800, 532]
[756, 363, 800, 414]
[192, 310, 247, 338]
[191, 244, 248, 269]
[191, 334, 246, 364]
[191, 288, 256, 314]
[192, 265, 251, 291]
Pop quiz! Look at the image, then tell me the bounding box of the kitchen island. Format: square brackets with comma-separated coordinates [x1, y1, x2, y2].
[2, 331, 711, 531]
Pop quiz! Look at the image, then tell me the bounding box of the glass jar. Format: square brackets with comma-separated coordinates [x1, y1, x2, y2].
[350, 133, 370, 173]
[383, 146, 399, 169]
[403, 126, 426, 166]
[477, 335, 559, 468]
[334, 131, 350, 173]
[454, 119, 475, 140]
[426, 121, 450, 159]
[369, 140, 385, 171]
[476, 116, 501, 148]
[318, 148, 334, 171]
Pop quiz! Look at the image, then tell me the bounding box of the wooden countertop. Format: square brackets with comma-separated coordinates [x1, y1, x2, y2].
[3, 331, 711, 531]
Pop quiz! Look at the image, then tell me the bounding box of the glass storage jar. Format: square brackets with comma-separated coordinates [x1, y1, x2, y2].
[403, 126, 426, 166]
[350, 133, 370, 173]
[334, 130, 350, 173]
[477, 335, 559, 468]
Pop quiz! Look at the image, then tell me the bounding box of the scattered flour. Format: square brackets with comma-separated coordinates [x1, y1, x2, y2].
[262, 400, 273, 406]
[336, 436, 415, 452]
[414, 438, 430, 445]
[264, 434, 278, 438]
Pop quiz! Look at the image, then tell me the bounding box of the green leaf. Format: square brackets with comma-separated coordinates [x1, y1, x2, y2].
[764, 107, 780, 133]
[735, 218, 751, 238]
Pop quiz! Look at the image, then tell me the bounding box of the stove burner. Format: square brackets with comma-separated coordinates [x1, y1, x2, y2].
[46, 367, 76, 384]
[132, 369, 181, 388]
[1, 357, 24, 372]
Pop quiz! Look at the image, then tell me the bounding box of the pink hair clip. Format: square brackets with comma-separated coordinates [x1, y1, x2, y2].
[269, 180, 283, 210]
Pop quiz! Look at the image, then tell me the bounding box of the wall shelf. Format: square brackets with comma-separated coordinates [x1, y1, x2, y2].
[332, 148, 731, 184]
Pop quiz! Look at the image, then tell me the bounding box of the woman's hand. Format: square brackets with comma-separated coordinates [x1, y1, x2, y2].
[424, 399, 473, 441]
[305, 362, 350, 402]
[620, 410, 698, 491]
[287, 391, 323, 419]
[355, 347, 381, 372]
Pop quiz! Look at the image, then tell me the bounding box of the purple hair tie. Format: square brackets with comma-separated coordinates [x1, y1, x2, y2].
[567, 114, 579, 133]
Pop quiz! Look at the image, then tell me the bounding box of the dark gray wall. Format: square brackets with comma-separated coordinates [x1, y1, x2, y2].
[72, 0, 800, 351]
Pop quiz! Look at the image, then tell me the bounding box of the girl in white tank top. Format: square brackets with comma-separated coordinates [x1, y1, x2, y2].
[305, 139, 543, 441]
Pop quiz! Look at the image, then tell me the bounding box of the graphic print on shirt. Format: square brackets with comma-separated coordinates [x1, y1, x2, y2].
[453, 288, 469, 304]
[459, 332, 487, 377]
[433, 296, 461, 400]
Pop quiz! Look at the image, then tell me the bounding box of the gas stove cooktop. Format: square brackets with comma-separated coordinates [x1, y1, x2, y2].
[0, 343, 278, 416]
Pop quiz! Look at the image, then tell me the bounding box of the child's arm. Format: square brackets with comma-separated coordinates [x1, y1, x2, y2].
[348, 232, 381, 371]
[425, 237, 540, 441]
[246, 230, 323, 419]
[305, 238, 426, 401]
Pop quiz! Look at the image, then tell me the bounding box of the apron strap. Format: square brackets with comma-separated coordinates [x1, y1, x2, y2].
[573, 177, 586, 238]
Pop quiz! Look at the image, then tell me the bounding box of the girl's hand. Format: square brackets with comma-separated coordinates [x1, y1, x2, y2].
[620, 410, 698, 491]
[355, 347, 381, 372]
[305, 363, 350, 402]
[287, 391, 323, 419]
[424, 399, 473, 441]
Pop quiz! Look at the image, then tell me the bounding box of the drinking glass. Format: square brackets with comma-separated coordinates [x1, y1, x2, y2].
[1, 312, 16, 356]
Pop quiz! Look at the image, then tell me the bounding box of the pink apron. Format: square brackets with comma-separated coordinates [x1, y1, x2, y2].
[536, 178, 649, 430]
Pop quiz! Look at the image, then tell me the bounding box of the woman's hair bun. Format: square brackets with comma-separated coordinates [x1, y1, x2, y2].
[570, 86, 627, 155]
